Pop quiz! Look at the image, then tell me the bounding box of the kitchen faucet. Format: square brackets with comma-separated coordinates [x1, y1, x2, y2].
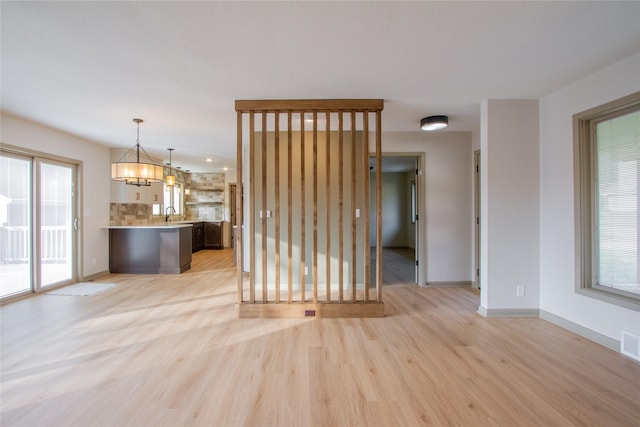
[165, 206, 176, 222]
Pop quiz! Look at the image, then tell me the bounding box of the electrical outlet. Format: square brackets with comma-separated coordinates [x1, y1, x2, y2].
[304, 266, 309, 275]
[517, 285, 525, 297]
[92, 258, 96, 266]
[355, 208, 360, 218]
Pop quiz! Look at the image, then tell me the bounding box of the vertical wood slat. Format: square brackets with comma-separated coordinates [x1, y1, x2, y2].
[287, 112, 293, 303]
[338, 112, 344, 303]
[261, 113, 267, 303]
[376, 110, 383, 302]
[313, 112, 318, 303]
[236, 111, 243, 303]
[351, 111, 357, 302]
[274, 111, 280, 303]
[363, 112, 370, 302]
[249, 112, 255, 303]
[235, 100, 384, 314]
[300, 112, 306, 303]
[325, 112, 331, 302]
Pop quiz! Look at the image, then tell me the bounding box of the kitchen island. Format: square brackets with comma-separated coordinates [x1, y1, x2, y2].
[108, 224, 193, 274]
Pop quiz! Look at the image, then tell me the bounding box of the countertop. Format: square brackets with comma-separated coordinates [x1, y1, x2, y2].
[106, 224, 194, 229]
[106, 220, 223, 229]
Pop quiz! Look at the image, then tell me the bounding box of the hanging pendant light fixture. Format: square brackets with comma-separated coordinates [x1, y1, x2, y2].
[111, 118, 164, 186]
[166, 148, 176, 186]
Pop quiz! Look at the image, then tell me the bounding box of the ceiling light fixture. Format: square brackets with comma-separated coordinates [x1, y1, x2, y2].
[420, 115, 448, 131]
[166, 148, 176, 186]
[111, 118, 164, 186]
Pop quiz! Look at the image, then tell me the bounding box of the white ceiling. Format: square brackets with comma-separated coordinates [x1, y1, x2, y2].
[2, 1, 639, 172]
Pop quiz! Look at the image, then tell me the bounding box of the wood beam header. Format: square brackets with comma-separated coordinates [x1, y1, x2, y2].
[235, 99, 384, 113]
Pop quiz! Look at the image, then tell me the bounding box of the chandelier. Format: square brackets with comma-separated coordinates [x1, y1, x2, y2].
[111, 118, 164, 186]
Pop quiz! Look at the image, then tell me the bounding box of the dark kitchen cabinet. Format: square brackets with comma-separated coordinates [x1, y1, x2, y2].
[191, 222, 204, 252]
[204, 221, 223, 249]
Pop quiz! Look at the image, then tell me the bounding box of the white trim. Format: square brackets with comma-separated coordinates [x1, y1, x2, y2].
[540, 310, 620, 352]
[476, 307, 540, 318]
[426, 281, 472, 288]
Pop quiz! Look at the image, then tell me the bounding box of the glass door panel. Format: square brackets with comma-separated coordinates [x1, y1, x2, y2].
[0, 154, 32, 297]
[39, 161, 75, 287]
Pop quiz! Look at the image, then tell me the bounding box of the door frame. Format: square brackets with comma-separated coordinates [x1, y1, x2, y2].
[1, 144, 81, 300]
[35, 156, 80, 291]
[372, 152, 426, 286]
[474, 149, 481, 289]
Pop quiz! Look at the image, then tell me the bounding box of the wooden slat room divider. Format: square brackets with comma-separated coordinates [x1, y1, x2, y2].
[235, 99, 384, 318]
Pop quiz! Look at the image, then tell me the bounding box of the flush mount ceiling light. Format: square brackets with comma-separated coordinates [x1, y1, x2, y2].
[420, 115, 449, 131]
[165, 148, 176, 186]
[111, 118, 164, 186]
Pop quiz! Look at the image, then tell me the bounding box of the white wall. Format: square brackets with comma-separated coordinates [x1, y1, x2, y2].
[1, 112, 111, 279]
[479, 100, 540, 312]
[539, 53, 640, 339]
[381, 131, 472, 283]
[369, 172, 413, 247]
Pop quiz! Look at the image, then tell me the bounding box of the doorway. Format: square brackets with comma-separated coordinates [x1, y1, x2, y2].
[1, 150, 79, 298]
[370, 154, 421, 285]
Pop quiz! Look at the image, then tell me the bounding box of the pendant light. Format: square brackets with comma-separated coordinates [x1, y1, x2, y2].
[166, 148, 176, 186]
[111, 118, 164, 186]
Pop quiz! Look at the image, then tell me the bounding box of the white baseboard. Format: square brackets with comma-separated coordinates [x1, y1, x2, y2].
[82, 270, 110, 282]
[539, 310, 620, 351]
[477, 307, 540, 317]
[477, 307, 620, 353]
[426, 281, 472, 288]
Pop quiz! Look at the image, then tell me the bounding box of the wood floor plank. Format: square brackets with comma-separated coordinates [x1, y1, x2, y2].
[1, 249, 639, 426]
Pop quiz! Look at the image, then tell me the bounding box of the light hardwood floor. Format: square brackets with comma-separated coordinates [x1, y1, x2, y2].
[1, 249, 639, 426]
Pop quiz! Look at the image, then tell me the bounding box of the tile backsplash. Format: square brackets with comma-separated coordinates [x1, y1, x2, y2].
[110, 172, 226, 225]
[110, 203, 154, 225]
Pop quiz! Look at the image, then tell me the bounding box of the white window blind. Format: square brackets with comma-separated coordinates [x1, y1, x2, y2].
[596, 110, 640, 294]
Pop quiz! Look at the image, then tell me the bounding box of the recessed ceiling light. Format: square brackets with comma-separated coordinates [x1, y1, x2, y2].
[206, 158, 213, 162]
[223, 167, 229, 171]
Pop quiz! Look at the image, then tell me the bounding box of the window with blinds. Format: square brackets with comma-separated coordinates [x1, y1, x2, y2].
[574, 92, 640, 310]
[595, 110, 640, 295]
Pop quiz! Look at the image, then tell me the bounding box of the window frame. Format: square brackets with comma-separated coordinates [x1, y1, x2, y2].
[573, 91, 640, 311]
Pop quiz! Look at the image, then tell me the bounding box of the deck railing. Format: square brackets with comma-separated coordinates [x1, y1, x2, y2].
[0, 225, 69, 263]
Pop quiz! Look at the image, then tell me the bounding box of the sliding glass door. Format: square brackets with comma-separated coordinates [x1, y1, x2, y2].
[0, 154, 32, 297]
[0, 151, 78, 298]
[38, 160, 76, 287]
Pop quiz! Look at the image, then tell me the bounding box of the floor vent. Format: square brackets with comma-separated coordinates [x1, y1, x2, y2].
[620, 330, 640, 361]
